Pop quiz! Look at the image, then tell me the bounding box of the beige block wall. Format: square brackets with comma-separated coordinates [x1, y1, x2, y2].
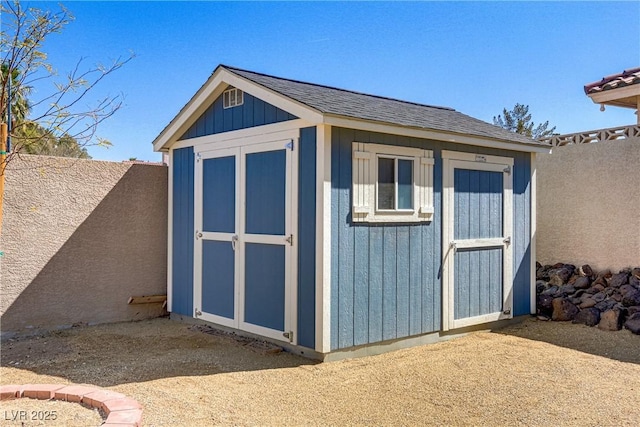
[0, 155, 168, 336]
[537, 137, 640, 271]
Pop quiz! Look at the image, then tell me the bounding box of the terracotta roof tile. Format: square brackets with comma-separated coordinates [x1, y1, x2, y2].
[584, 67, 640, 94]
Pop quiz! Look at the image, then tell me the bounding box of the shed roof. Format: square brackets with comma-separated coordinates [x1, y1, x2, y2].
[222, 65, 540, 147]
[153, 65, 548, 151]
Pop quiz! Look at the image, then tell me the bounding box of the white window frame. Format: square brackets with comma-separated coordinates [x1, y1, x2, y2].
[223, 87, 244, 109]
[375, 154, 415, 212]
[352, 142, 434, 223]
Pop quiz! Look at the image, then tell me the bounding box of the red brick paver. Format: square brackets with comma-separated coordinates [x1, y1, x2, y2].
[0, 385, 21, 400]
[0, 383, 142, 426]
[54, 384, 99, 403]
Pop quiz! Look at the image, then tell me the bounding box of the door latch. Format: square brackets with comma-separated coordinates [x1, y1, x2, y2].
[282, 331, 293, 342]
[195, 309, 202, 317]
[196, 230, 202, 239]
[503, 309, 511, 315]
[285, 234, 293, 246]
[503, 236, 511, 245]
[231, 235, 238, 251]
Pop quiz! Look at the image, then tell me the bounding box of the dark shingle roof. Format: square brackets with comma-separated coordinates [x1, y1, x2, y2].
[584, 67, 640, 94]
[222, 65, 543, 147]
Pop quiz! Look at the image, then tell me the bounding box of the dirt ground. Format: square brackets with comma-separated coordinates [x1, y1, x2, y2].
[1, 317, 639, 426]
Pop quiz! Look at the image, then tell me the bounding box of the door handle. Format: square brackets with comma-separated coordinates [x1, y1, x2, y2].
[231, 235, 238, 251]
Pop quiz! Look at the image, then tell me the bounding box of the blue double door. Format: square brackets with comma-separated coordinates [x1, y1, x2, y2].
[194, 140, 294, 343]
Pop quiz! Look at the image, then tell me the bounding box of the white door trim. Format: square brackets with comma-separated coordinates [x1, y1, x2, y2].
[442, 150, 513, 331]
[193, 146, 241, 328]
[237, 139, 296, 343]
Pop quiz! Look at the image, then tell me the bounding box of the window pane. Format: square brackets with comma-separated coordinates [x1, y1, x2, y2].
[378, 157, 395, 210]
[398, 159, 413, 209]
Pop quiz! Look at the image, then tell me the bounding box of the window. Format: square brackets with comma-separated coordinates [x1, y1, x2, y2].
[223, 87, 244, 108]
[352, 142, 434, 223]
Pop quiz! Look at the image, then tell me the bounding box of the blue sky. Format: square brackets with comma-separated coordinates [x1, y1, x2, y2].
[19, 1, 640, 161]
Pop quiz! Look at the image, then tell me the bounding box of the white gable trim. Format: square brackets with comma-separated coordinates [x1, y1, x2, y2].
[324, 115, 551, 154]
[153, 68, 323, 152]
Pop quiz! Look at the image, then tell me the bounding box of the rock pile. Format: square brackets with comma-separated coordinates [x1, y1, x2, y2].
[536, 262, 640, 335]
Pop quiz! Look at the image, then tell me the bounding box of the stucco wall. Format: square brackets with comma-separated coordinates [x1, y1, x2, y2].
[0, 155, 168, 336]
[537, 137, 640, 271]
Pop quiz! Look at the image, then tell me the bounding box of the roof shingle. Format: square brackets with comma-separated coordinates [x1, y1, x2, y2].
[222, 65, 543, 147]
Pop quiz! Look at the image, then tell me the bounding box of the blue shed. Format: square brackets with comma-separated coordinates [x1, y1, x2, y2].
[153, 65, 549, 359]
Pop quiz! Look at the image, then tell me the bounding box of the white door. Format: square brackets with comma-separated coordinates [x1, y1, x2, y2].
[194, 138, 296, 343]
[442, 151, 513, 330]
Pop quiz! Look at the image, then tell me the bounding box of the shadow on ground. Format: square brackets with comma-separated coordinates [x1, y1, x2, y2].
[0, 318, 317, 387]
[494, 317, 640, 365]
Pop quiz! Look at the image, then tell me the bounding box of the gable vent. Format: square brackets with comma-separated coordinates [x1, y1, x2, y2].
[223, 87, 244, 108]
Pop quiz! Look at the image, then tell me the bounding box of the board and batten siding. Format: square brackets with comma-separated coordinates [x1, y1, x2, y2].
[331, 127, 531, 351]
[172, 146, 195, 316]
[180, 91, 297, 140]
[297, 127, 317, 349]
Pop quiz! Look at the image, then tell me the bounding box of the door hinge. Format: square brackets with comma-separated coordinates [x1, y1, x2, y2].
[196, 152, 202, 162]
[195, 308, 202, 317]
[503, 165, 511, 175]
[283, 331, 293, 342]
[285, 234, 293, 246]
[285, 139, 294, 151]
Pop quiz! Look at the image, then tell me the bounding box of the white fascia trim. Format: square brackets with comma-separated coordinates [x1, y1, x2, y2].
[153, 68, 323, 152]
[588, 85, 640, 105]
[323, 115, 552, 154]
[315, 124, 332, 353]
[530, 152, 537, 315]
[153, 72, 228, 152]
[171, 119, 312, 150]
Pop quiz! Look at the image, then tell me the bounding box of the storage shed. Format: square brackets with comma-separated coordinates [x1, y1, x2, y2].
[153, 65, 550, 359]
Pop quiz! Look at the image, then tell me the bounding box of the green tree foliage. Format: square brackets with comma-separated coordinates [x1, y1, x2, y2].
[493, 103, 557, 139]
[0, 0, 133, 166]
[14, 122, 90, 158]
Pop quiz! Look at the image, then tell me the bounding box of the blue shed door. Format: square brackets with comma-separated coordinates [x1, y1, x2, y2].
[442, 151, 513, 330]
[194, 139, 295, 343]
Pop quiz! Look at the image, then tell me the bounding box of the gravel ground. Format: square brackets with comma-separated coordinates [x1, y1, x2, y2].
[1, 317, 639, 426]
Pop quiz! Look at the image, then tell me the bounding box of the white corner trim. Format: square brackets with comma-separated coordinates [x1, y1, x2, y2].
[530, 152, 537, 315]
[316, 124, 332, 353]
[166, 149, 173, 312]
